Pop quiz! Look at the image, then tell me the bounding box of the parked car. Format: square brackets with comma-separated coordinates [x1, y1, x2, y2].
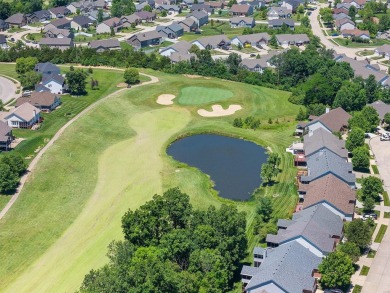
[250, 53, 256, 57]
[380, 133, 390, 141]
[370, 213, 378, 220]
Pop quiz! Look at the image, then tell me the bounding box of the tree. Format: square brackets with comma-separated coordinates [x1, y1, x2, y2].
[65, 69, 87, 95]
[361, 176, 384, 202]
[296, 107, 307, 121]
[346, 127, 365, 152]
[348, 112, 371, 133]
[345, 219, 372, 250]
[319, 251, 354, 288]
[361, 106, 380, 132]
[365, 75, 379, 103]
[1, 152, 26, 176]
[227, 0, 237, 8]
[110, 26, 115, 36]
[233, 118, 243, 128]
[297, 4, 304, 14]
[268, 153, 281, 169]
[97, 8, 103, 23]
[226, 53, 241, 75]
[352, 146, 370, 170]
[333, 81, 366, 111]
[261, 163, 278, 185]
[384, 112, 390, 126]
[338, 242, 361, 263]
[301, 15, 310, 28]
[0, 163, 19, 193]
[363, 196, 375, 213]
[257, 197, 273, 222]
[124, 67, 139, 84]
[0, 0, 11, 20]
[15, 57, 38, 75]
[20, 71, 42, 89]
[269, 34, 278, 47]
[348, 6, 357, 21]
[143, 4, 152, 12]
[161, 10, 167, 17]
[322, 12, 334, 24]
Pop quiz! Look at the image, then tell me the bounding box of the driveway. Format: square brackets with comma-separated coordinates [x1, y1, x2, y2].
[362, 136, 390, 293]
[0, 76, 16, 104]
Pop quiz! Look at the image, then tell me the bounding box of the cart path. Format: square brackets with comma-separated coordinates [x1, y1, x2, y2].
[0, 71, 159, 220]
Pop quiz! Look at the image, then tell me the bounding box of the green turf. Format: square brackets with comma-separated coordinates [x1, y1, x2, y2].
[178, 86, 234, 105]
[360, 265, 370, 276]
[367, 249, 376, 258]
[383, 191, 390, 206]
[371, 165, 379, 174]
[352, 285, 362, 293]
[374, 224, 388, 243]
[0, 70, 299, 292]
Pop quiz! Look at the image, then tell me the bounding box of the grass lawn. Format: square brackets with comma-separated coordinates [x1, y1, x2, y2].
[334, 37, 390, 48]
[372, 164, 379, 174]
[0, 70, 299, 292]
[178, 86, 234, 105]
[232, 44, 259, 54]
[180, 22, 246, 42]
[385, 212, 390, 218]
[7, 27, 26, 33]
[367, 249, 376, 258]
[0, 63, 19, 79]
[383, 191, 390, 206]
[24, 33, 44, 42]
[374, 224, 388, 243]
[357, 50, 375, 56]
[353, 285, 363, 293]
[360, 265, 370, 276]
[74, 33, 117, 43]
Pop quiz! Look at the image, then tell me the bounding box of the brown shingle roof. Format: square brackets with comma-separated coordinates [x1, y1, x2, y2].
[308, 107, 351, 132]
[15, 92, 59, 108]
[230, 4, 250, 13]
[301, 174, 356, 216]
[5, 102, 41, 122]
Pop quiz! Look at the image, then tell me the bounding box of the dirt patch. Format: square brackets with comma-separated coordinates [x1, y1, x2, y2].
[156, 94, 176, 105]
[116, 82, 128, 88]
[183, 74, 202, 79]
[197, 105, 242, 117]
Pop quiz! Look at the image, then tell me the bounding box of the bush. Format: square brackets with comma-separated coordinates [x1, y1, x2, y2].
[124, 67, 139, 84]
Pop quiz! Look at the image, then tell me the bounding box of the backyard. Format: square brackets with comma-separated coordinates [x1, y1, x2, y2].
[0, 69, 300, 292]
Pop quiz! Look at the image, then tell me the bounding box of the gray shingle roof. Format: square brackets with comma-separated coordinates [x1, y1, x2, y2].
[301, 149, 355, 185]
[0, 34, 6, 44]
[192, 34, 230, 48]
[241, 265, 261, 276]
[306, 107, 352, 133]
[268, 19, 295, 27]
[0, 120, 12, 142]
[276, 33, 309, 43]
[266, 204, 344, 254]
[39, 37, 73, 46]
[369, 100, 390, 120]
[245, 241, 322, 293]
[5, 13, 25, 25]
[187, 10, 208, 20]
[233, 33, 271, 44]
[34, 62, 61, 75]
[229, 16, 254, 25]
[88, 38, 120, 49]
[304, 128, 348, 159]
[72, 15, 92, 26]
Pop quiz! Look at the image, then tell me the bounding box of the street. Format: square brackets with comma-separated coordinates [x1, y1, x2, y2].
[0, 76, 16, 104]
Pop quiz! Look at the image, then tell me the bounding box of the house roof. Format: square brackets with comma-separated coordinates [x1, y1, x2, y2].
[333, 7, 349, 14]
[190, 3, 213, 12]
[192, 34, 230, 47]
[0, 120, 12, 142]
[233, 32, 271, 44]
[268, 6, 292, 15]
[49, 6, 71, 15]
[135, 11, 156, 19]
[157, 23, 183, 33]
[375, 44, 390, 55]
[72, 15, 92, 26]
[268, 18, 295, 26]
[333, 13, 351, 20]
[301, 174, 356, 216]
[335, 18, 355, 28]
[169, 52, 197, 62]
[34, 62, 60, 75]
[5, 13, 25, 24]
[344, 0, 367, 5]
[15, 92, 60, 108]
[229, 16, 254, 25]
[307, 107, 351, 133]
[369, 100, 390, 120]
[89, 38, 120, 49]
[39, 37, 73, 46]
[49, 18, 71, 28]
[5, 102, 41, 122]
[187, 10, 208, 19]
[301, 149, 356, 185]
[102, 17, 121, 27]
[244, 241, 322, 292]
[336, 3, 351, 9]
[304, 128, 348, 159]
[32, 10, 51, 19]
[241, 265, 261, 277]
[0, 34, 6, 44]
[121, 14, 142, 24]
[341, 28, 369, 37]
[208, 1, 224, 8]
[230, 4, 251, 13]
[42, 73, 65, 85]
[179, 17, 197, 28]
[35, 84, 51, 92]
[157, 4, 181, 11]
[266, 204, 344, 253]
[46, 28, 72, 37]
[160, 40, 192, 54]
[129, 30, 162, 42]
[276, 33, 309, 43]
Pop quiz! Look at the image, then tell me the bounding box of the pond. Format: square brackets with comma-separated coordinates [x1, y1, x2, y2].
[167, 134, 268, 200]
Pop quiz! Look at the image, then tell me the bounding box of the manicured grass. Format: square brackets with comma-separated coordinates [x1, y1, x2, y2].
[334, 37, 390, 48]
[0, 63, 19, 79]
[0, 70, 299, 292]
[178, 86, 234, 105]
[384, 212, 390, 218]
[367, 249, 376, 258]
[383, 191, 390, 206]
[353, 285, 363, 293]
[25, 32, 44, 42]
[371, 165, 379, 174]
[374, 224, 388, 243]
[360, 265, 370, 276]
[357, 50, 375, 56]
[180, 22, 247, 41]
[74, 33, 118, 43]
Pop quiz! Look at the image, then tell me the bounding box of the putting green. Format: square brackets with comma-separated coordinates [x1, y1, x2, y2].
[178, 86, 234, 105]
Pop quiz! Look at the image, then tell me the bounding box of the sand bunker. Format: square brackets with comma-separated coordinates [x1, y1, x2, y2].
[197, 105, 242, 117]
[157, 94, 176, 105]
[183, 74, 202, 79]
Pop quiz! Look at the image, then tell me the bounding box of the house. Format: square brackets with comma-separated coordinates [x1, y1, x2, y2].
[157, 23, 184, 39]
[45, 28, 73, 39]
[229, 17, 255, 28]
[240, 58, 270, 74]
[135, 2, 150, 12]
[231, 33, 270, 47]
[87, 10, 110, 22]
[67, 1, 100, 14]
[333, 7, 350, 15]
[88, 38, 121, 52]
[5, 13, 26, 27]
[333, 13, 351, 20]
[182, 0, 205, 7]
[304, 128, 348, 160]
[230, 4, 253, 16]
[178, 18, 198, 32]
[2, 102, 41, 129]
[375, 44, 390, 59]
[0, 34, 7, 49]
[160, 40, 192, 56]
[127, 31, 162, 49]
[276, 33, 309, 46]
[335, 18, 355, 31]
[71, 15, 93, 30]
[240, 0, 265, 9]
[343, 0, 367, 9]
[187, 10, 209, 27]
[15, 92, 61, 112]
[298, 174, 356, 221]
[241, 241, 322, 293]
[168, 52, 197, 63]
[38, 74, 66, 94]
[300, 149, 356, 187]
[268, 19, 295, 30]
[156, 4, 182, 15]
[26, 10, 51, 23]
[208, 1, 224, 10]
[44, 18, 71, 31]
[304, 107, 352, 135]
[39, 37, 74, 51]
[34, 62, 61, 76]
[0, 120, 13, 150]
[266, 204, 344, 256]
[267, 7, 292, 20]
[369, 100, 390, 123]
[282, 0, 304, 12]
[96, 17, 121, 34]
[336, 3, 351, 10]
[135, 11, 157, 22]
[341, 29, 370, 40]
[191, 34, 230, 49]
[120, 14, 142, 27]
[190, 4, 214, 15]
[0, 19, 9, 31]
[48, 6, 71, 19]
[139, 0, 156, 7]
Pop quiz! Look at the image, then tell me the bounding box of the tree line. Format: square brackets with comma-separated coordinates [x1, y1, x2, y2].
[78, 188, 248, 292]
[0, 152, 26, 194]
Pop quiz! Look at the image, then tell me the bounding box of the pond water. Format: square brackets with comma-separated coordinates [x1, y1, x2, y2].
[166, 134, 268, 200]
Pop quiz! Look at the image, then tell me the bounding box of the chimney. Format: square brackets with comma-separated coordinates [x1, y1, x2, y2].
[325, 107, 330, 113]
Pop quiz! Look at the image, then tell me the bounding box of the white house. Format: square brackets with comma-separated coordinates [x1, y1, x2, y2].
[3, 102, 41, 129]
[39, 74, 66, 94]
